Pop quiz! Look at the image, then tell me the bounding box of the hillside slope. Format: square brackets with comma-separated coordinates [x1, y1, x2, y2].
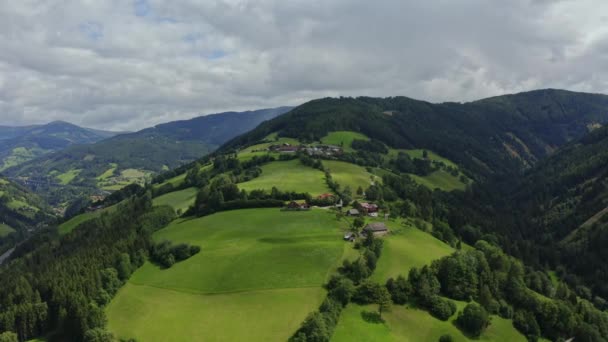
[0, 121, 121, 171]
[222, 89, 608, 180]
[5, 107, 291, 207]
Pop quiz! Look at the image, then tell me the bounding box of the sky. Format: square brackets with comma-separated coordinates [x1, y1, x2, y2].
[1, 0, 608, 131]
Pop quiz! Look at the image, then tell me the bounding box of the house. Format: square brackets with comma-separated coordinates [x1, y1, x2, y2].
[347, 208, 360, 216]
[318, 193, 335, 199]
[284, 201, 310, 211]
[363, 222, 389, 236]
[368, 212, 378, 217]
[343, 233, 356, 242]
[360, 202, 379, 213]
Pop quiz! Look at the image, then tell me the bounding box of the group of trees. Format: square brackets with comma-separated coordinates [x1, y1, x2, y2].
[0, 192, 176, 341]
[149, 240, 201, 268]
[290, 234, 386, 341]
[383, 240, 608, 341]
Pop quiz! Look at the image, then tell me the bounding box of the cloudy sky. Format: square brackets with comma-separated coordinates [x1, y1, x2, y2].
[0, 0, 607, 131]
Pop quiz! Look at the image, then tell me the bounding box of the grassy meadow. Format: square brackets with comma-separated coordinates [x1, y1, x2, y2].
[324, 160, 378, 196]
[56, 169, 81, 185]
[152, 187, 197, 213]
[238, 159, 330, 196]
[321, 131, 369, 152]
[0, 223, 15, 237]
[370, 221, 455, 282]
[58, 204, 116, 235]
[408, 170, 467, 192]
[107, 208, 352, 341]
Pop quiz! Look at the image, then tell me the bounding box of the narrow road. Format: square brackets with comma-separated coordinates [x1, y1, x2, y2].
[0, 247, 15, 265]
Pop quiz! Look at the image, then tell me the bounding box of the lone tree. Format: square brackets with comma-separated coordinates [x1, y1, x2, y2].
[353, 216, 365, 230]
[456, 303, 489, 337]
[377, 287, 392, 318]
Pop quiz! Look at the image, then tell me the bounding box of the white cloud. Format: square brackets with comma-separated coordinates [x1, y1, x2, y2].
[0, 0, 607, 130]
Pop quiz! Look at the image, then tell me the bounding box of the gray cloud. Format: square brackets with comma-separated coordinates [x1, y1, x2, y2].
[0, 0, 607, 131]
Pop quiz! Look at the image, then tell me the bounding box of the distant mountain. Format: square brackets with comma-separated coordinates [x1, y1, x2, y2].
[0, 121, 123, 171]
[6, 107, 292, 207]
[222, 89, 608, 180]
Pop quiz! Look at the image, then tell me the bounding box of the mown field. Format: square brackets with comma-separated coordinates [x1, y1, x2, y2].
[238, 159, 330, 196]
[333, 302, 527, 342]
[55, 169, 81, 185]
[0, 223, 15, 237]
[323, 160, 378, 196]
[370, 220, 455, 282]
[408, 170, 467, 192]
[152, 187, 197, 213]
[321, 131, 369, 152]
[107, 208, 351, 341]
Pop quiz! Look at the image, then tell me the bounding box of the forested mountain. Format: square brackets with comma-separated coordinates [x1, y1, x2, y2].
[0, 121, 121, 171]
[0, 177, 54, 255]
[465, 124, 608, 299]
[4, 107, 291, 208]
[223, 89, 608, 180]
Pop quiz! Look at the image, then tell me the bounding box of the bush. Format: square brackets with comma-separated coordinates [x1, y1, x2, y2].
[352, 280, 384, 304]
[386, 275, 411, 305]
[150, 240, 201, 268]
[439, 334, 453, 342]
[428, 296, 457, 321]
[455, 303, 489, 337]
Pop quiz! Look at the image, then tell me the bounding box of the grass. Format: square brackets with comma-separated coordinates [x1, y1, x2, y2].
[96, 163, 117, 180]
[58, 205, 117, 235]
[408, 170, 467, 192]
[333, 302, 527, 342]
[153, 164, 212, 190]
[321, 131, 369, 152]
[56, 169, 81, 185]
[108, 208, 351, 341]
[152, 187, 197, 213]
[370, 221, 455, 283]
[108, 284, 324, 342]
[324, 160, 379, 196]
[388, 148, 458, 169]
[238, 159, 330, 196]
[0, 223, 15, 237]
[237, 137, 300, 161]
[99, 168, 153, 191]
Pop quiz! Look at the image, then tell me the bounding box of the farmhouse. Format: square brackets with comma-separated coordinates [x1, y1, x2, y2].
[284, 201, 310, 211]
[360, 202, 378, 213]
[347, 208, 360, 216]
[363, 222, 389, 236]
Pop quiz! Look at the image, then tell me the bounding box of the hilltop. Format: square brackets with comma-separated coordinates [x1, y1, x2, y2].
[0, 120, 122, 171]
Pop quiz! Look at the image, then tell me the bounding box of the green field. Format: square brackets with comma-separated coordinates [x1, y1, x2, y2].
[58, 205, 116, 235]
[99, 168, 153, 191]
[238, 159, 330, 196]
[107, 209, 351, 341]
[324, 160, 378, 196]
[56, 169, 81, 185]
[152, 187, 197, 213]
[408, 170, 466, 192]
[388, 148, 458, 168]
[154, 164, 212, 189]
[96, 163, 118, 180]
[0, 223, 15, 237]
[370, 221, 455, 282]
[333, 302, 526, 342]
[237, 137, 300, 161]
[321, 131, 369, 152]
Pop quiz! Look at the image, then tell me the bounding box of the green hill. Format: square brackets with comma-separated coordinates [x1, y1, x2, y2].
[6, 107, 291, 208]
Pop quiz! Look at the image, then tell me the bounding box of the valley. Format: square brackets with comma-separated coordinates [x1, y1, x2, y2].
[4, 91, 608, 342]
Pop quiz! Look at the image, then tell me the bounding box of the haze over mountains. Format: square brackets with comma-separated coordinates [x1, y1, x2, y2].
[2, 107, 292, 207]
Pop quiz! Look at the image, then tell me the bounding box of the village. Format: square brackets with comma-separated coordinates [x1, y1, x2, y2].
[266, 142, 343, 157]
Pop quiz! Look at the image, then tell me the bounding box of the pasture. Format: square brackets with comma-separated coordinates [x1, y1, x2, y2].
[370, 221, 455, 282]
[408, 170, 467, 192]
[152, 187, 197, 213]
[56, 169, 81, 185]
[0, 223, 15, 237]
[238, 159, 330, 196]
[323, 160, 378, 196]
[332, 302, 527, 342]
[107, 208, 351, 341]
[321, 131, 369, 152]
[58, 204, 116, 235]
